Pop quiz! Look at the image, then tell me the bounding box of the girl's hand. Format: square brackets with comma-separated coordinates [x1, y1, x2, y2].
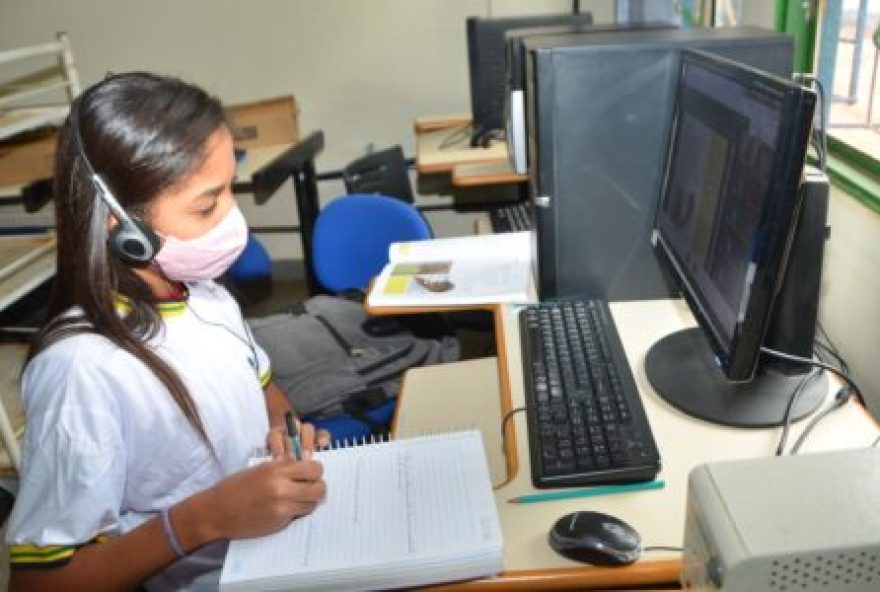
[179, 457, 325, 544]
[266, 422, 332, 459]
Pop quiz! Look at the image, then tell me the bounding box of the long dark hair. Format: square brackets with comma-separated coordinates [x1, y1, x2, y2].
[28, 73, 226, 444]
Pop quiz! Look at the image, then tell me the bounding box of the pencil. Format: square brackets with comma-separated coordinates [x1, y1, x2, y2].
[507, 479, 665, 504]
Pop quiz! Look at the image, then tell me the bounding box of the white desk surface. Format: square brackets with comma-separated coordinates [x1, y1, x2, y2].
[395, 298, 880, 589]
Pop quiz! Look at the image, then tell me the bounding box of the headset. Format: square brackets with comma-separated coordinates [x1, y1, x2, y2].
[70, 91, 161, 266]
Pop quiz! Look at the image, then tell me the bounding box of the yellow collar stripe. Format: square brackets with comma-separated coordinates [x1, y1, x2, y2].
[114, 296, 188, 318]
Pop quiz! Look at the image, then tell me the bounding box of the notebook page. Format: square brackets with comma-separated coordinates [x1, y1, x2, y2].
[221, 430, 502, 589]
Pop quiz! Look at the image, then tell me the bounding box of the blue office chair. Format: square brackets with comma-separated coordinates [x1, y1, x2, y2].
[311, 194, 433, 293]
[228, 233, 273, 283]
[306, 194, 433, 442]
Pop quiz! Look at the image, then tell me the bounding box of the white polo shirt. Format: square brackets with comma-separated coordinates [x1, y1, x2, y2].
[6, 280, 272, 591]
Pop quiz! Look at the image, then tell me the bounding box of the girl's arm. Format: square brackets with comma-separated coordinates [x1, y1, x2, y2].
[10, 458, 324, 592]
[264, 380, 293, 428]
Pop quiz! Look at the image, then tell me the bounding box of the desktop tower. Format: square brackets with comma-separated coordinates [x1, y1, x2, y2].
[524, 27, 793, 301]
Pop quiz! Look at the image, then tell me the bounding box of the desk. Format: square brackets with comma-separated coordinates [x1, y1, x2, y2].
[413, 115, 528, 190]
[392, 299, 880, 590]
[415, 127, 509, 175]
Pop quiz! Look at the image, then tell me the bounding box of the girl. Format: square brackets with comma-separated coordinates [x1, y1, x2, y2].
[7, 73, 328, 591]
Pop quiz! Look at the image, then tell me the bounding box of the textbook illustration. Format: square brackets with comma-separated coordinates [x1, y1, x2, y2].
[368, 231, 532, 307]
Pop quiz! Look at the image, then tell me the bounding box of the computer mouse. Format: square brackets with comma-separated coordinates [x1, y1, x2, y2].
[548, 511, 642, 566]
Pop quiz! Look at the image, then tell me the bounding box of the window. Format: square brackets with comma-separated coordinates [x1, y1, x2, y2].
[778, 0, 880, 212]
[818, 0, 879, 160]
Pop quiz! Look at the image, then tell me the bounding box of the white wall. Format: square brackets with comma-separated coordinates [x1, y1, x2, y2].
[820, 187, 880, 416]
[0, 0, 614, 258]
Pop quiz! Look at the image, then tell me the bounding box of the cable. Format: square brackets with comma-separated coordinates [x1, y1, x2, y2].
[187, 298, 260, 377]
[788, 386, 852, 455]
[501, 406, 526, 454]
[775, 368, 822, 456]
[872, 435, 880, 448]
[813, 322, 849, 374]
[643, 546, 684, 553]
[794, 73, 828, 172]
[437, 123, 474, 150]
[760, 346, 865, 407]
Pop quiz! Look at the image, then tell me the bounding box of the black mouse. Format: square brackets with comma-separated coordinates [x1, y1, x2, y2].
[548, 511, 642, 566]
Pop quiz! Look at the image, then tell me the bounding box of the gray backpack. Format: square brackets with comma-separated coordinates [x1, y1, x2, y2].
[248, 295, 459, 419]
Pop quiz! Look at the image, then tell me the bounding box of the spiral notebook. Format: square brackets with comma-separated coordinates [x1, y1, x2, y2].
[219, 430, 504, 591]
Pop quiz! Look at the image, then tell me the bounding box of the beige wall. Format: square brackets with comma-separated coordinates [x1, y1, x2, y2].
[0, 0, 613, 258]
[820, 187, 880, 416]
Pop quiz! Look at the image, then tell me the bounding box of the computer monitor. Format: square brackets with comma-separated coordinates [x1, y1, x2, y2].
[466, 12, 592, 147]
[504, 21, 677, 174]
[646, 49, 827, 428]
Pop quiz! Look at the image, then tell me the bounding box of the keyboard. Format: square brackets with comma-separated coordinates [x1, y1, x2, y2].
[519, 299, 661, 488]
[490, 202, 532, 233]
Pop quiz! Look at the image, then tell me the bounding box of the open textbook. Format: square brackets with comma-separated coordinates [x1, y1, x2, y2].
[367, 231, 532, 307]
[220, 430, 504, 591]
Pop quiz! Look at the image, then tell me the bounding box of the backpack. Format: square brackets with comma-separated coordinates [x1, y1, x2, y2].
[248, 295, 460, 421]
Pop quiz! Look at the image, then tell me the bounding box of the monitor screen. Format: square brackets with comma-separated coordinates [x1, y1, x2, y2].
[658, 58, 786, 351]
[647, 49, 821, 427]
[466, 12, 592, 146]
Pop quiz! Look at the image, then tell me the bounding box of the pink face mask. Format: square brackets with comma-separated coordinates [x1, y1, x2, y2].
[154, 206, 248, 281]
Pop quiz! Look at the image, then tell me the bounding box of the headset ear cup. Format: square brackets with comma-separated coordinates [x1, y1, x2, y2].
[134, 218, 161, 260]
[108, 218, 160, 266]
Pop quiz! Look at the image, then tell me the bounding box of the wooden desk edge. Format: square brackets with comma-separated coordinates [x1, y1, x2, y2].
[414, 114, 472, 133]
[423, 559, 681, 591]
[374, 298, 519, 485]
[452, 165, 529, 188]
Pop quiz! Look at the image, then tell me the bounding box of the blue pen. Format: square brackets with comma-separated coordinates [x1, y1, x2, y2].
[284, 411, 303, 461]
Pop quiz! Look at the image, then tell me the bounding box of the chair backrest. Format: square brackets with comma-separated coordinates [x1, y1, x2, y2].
[311, 194, 432, 293]
[342, 146, 414, 203]
[227, 233, 272, 282]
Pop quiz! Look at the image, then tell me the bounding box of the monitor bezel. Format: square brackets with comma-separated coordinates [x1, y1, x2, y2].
[653, 49, 816, 381]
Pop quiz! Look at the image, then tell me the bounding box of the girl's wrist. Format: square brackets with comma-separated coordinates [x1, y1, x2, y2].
[171, 491, 223, 550]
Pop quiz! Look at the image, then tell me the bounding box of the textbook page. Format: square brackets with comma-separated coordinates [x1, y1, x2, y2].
[220, 430, 503, 592]
[369, 232, 532, 307]
[388, 230, 530, 264]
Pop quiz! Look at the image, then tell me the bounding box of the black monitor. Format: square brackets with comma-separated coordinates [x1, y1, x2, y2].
[646, 49, 827, 428]
[466, 12, 592, 147]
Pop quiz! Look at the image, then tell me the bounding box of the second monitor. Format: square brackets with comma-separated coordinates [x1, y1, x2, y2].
[466, 11, 592, 147]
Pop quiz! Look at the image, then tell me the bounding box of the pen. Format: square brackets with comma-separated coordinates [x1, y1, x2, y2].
[284, 410, 303, 461]
[507, 479, 665, 504]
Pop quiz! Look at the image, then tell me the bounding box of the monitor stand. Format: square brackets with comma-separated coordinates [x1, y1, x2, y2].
[645, 328, 826, 428]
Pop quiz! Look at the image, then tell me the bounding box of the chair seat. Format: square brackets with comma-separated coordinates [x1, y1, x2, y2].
[306, 399, 397, 444]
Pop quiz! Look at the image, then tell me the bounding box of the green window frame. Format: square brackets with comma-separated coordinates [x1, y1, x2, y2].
[775, 0, 880, 214]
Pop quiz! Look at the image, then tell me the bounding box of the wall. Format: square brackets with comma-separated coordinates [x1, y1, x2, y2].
[0, 0, 612, 259]
[820, 187, 880, 416]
